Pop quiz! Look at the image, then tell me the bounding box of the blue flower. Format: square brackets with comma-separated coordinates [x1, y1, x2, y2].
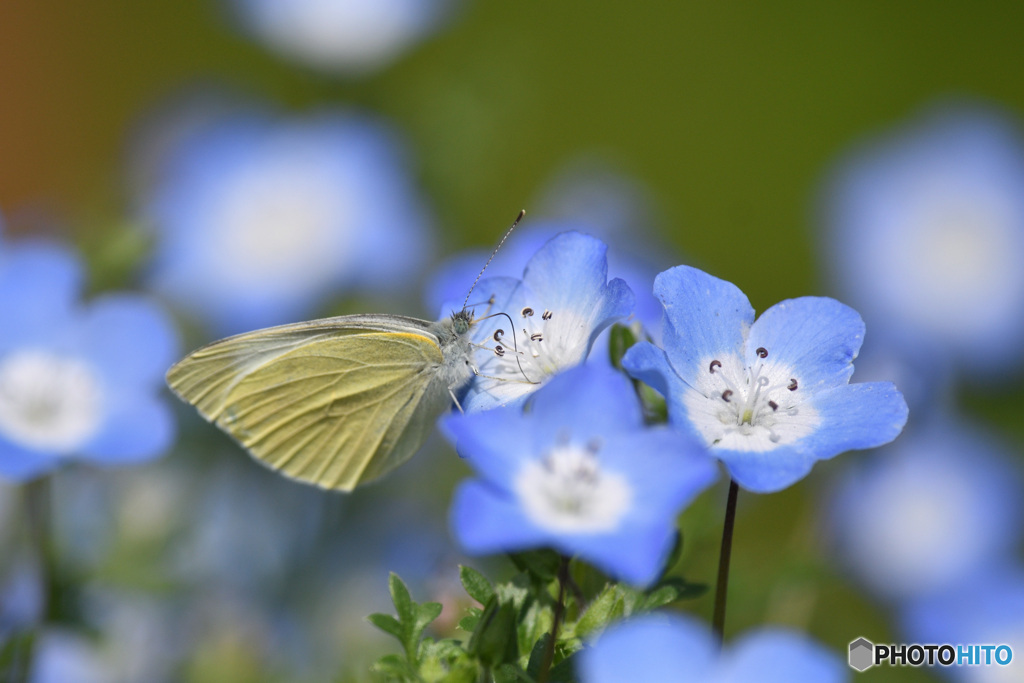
[822, 104, 1024, 375]
[443, 364, 717, 586]
[578, 614, 848, 683]
[427, 221, 664, 349]
[623, 265, 908, 493]
[142, 110, 433, 336]
[229, 0, 458, 76]
[900, 566, 1024, 678]
[0, 239, 178, 481]
[443, 231, 635, 412]
[830, 419, 1021, 600]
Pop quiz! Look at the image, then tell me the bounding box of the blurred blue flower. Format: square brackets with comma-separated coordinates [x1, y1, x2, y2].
[578, 613, 848, 683]
[443, 364, 717, 586]
[229, 0, 457, 76]
[143, 111, 433, 335]
[822, 105, 1024, 375]
[445, 231, 634, 412]
[0, 239, 178, 481]
[830, 419, 1021, 601]
[900, 566, 1024, 680]
[623, 265, 908, 493]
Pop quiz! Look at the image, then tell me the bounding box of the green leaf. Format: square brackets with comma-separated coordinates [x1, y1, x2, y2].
[459, 565, 495, 605]
[608, 322, 639, 370]
[468, 598, 519, 668]
[414, 601, 444, 637]
[458, 614, 480, 632]
[367, 613, 405, 643]
[370, 653, 416, 680]
[389, 572, 416, 626]
[493, 663, 531, 683]
[573, 584, 626, 638]
[508, 550, 561, 581]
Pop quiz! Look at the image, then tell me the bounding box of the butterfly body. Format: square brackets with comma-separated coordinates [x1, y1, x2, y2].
[167, 309, 477, 491]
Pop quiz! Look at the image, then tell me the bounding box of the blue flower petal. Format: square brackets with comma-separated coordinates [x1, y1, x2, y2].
[716, 444, 819, 494]
[579, 615, 717, 683]
[450, 480, 549, 554]
[718, 629, 847, 683]
[569, 515, 677, 586]
[75, 294, 180, 390]
[527, 365, 644, 448]
[746, 297, 864, 394]
[802, 382, 909, 458]
[439, 408, 531, 488]
[653, 266, 754, 382]
[521, 232, 618, 316]
[622, 341, 719, 447]
[80, 393, 175, 464]
[0, 242, 82, 352]
[0, 439, 60, 481]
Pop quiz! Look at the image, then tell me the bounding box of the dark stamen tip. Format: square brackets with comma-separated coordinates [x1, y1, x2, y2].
[521, 307, 534, 317]
[721, 389, 733, 402]
[788, 379, 798, 391]
[756, 347, 768, 358]
[768, 400, 778, 411]
[709, 359, 722, 373]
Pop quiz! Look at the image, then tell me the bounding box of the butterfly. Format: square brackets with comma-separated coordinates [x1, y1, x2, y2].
[166, 212, 525, 491]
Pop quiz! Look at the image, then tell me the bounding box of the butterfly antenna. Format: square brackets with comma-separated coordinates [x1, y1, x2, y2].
[463, 209, 525, 310]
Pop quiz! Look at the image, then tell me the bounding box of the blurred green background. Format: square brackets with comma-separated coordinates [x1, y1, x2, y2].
[2, 3, 1023, 682]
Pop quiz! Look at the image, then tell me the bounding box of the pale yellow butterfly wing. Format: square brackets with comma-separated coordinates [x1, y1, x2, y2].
[166, 316, 452, 491]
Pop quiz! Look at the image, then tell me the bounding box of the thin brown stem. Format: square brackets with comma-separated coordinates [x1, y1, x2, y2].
[712, 479, 739, 646]
[537, 557, 570, 683]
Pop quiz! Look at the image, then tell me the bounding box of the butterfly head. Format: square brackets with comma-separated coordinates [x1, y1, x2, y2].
[451, 308, 474, 336]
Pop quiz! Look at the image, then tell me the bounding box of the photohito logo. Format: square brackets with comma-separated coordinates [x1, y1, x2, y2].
[849, 637, 1013, 672]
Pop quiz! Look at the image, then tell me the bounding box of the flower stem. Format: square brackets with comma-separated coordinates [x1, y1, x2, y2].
[712, 479, 739, 646]
[537, 557, 569, 683]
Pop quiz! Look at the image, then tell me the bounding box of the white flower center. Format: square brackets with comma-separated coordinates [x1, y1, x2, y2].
[479, 305, 590, 383]
[0, 350, 104, 453]
[211, 159, 355, 294]
[682, 349, 820, 452]
[515, 442, 632, 533]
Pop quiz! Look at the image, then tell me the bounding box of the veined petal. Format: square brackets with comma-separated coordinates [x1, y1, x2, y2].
[801, 382, 908, 458]
[522, 232, 612, 314]
[527, 366, 644, 447]
[654, 266, 753, 383]
[746, 297, 864, 394]
[717, 443, 819, 494]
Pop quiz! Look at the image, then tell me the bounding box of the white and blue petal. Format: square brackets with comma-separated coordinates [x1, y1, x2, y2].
[450, 480, 552, 554]
[80, 393, 175, 464]
[457, 232, 634, 412]
[745, 297, 864, 394]
[653, 265, 754, 383]
[799, 382, 908, 457]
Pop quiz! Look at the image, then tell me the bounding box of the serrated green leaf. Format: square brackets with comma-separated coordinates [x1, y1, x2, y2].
[458, 614, 480, 632]
[367, 613, 405, 642]
[370, 653, 416, 679]
[493, 663, 530, 683]
[517, 598, 552, 666]
[414, 601, 443, 636]
[459, 565, 495, 605]
[389, 573, 416, 626]
[574, 584, 626, 638]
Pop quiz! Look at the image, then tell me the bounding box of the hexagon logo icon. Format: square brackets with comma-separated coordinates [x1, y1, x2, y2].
[849, 637, 875, 671]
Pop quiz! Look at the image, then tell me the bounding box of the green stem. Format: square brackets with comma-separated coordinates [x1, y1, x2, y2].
[712, 479, 739, 646]
[537, 557, 569, 683]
